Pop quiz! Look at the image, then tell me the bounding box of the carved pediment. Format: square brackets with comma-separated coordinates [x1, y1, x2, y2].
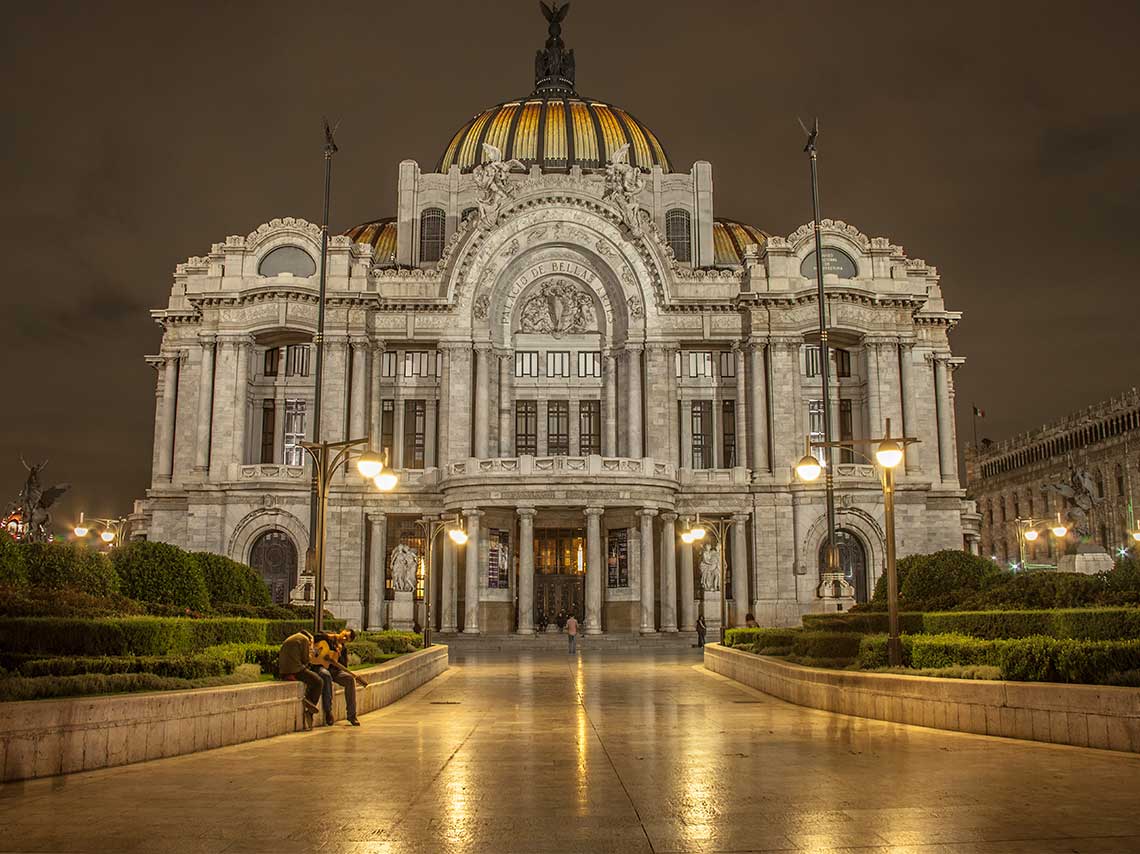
[518, 278, 597, 337]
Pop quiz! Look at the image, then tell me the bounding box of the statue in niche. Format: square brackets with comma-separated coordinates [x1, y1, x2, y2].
[519, 278, 596, 338]
[603, 143, 647, 235]
[472, 143, 525, 220]
[389, 544, 419, 593]
[698, 543, 721, 592]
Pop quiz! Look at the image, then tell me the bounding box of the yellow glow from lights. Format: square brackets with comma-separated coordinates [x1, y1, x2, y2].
[100, 530, 115, 543]
[1052, 524, 1068, 538]
[356, 451, 384, 479]
[448, 527, 469, 546]
[1132, 531, 1140, 542]
[1023, 529, 1039, 541]
[795, 454, 822, 482]
[680, 531, 694, 544]
[74, 526, 89, 537]
[688, 526, 707, 541]
[875, 439, 904, 469]
[374, 472, 398, 491]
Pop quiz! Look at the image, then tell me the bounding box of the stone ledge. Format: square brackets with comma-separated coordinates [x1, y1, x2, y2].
[703, 643, 1140, 753]
[0, 645, 448, 782]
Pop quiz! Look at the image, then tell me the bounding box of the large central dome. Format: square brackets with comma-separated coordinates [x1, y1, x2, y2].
[436, 3, 670, 174]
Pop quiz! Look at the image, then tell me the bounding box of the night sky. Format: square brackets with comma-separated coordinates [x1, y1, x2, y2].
[3, 1, 1138, 526]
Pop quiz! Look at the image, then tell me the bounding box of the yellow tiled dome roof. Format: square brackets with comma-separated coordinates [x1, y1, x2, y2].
[713, 219, 769, 267]
[343, 217, 397, 267]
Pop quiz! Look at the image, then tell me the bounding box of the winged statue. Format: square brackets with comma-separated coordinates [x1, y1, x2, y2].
[8, 457, 70, 542]
[603, 143, 647, 233]
[472, 143, 525, 220]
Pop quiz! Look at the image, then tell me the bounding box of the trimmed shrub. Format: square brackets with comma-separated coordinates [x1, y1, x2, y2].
[21, 542, 118, 596]
[910, 634, 1001, 670]
[111, 542, 210, 611]
[194, 552, 271, 607]
[0, 586, 146, 618]
[358, 630, 422, 654]
[213, 603, 300, 620]
[204, 643, 280, 674]
[896, 550, 1005, 610]
[19, 654, 234, 680]
[856, 634, 915, 669]
[922, 608, 1140, 640]
[724, 627, 798, 649]
[959, 572, 1106, 610]
[0, 532, 27, 586]
[790, 631, 863, 661]
[0, 668, 261, 703]
[801, 612, 926, 635]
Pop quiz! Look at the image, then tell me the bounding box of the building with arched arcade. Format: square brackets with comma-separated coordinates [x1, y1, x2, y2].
[132, 10, 976, 632]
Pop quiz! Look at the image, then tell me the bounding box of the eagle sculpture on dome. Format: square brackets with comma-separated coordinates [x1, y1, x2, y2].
[535, 1, 575, 88]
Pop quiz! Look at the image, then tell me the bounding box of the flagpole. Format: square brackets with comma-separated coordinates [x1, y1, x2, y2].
[972, 403, 979, 449]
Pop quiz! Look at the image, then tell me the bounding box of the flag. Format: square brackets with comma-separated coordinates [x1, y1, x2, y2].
[973, 405, 985, 418]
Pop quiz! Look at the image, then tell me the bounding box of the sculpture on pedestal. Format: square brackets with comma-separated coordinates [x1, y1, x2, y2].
[698, 543, 720, 592]
[1042, 464, 1101, 540]
[5, 458, 70, 543]
[389, 544, 419, 592]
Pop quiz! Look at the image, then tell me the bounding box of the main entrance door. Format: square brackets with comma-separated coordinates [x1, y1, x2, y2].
[249, 530, 298, 604]
[533, 527, 585, 626]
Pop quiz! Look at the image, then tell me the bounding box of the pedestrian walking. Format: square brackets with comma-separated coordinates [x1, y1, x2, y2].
[695, 615, 707, 648]
[566, 613, 578, 654]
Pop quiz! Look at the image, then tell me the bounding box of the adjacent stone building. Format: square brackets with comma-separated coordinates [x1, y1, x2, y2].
[966, 388, 1140, 566]
[132, 11, 973, 631]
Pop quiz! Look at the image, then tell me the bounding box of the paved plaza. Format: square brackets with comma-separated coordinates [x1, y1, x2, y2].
[3, 650, 1139, 854]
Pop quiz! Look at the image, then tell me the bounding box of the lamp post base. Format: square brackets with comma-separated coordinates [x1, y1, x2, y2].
[815, 572, 856, 605]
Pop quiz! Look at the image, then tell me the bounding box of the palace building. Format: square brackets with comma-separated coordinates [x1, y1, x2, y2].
[132, 9, 975, 632]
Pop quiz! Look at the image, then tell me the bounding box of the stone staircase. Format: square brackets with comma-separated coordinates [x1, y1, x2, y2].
[435, 631, 702, 653]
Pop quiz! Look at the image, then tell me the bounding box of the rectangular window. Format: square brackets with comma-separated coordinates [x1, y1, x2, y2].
[808, 399, 825, 464]
[691, 400, 713, 468]
[547, 400, 570, 456]
[402, 400, 426, 469]
[835, 348, 851, 378]
[516, 401, 538, 455]
[719, 351, 736, 379]
[380, 351, 398, 378]
[722, 400, 736, 468]
[283, 399, 306, 466]
[546, 351, 571, 378]
[260, 400, 276, 464]
[515, 351, 539, 377]
[607, 528, 629, 587]
[577, 351, 601, 378]
[380, 400, 395, 462]
[578, 400, 601, 455]
[534, 528, 585, 575]
[675, 350, 683, 378]
[487, 528, 511, 589]
[805, 346, 821, 378]
[285, 345, 310, 377]
[263, 348, 279, 377]
[688, 351, 714, 378]
[839, 399, 854, 463]
[403, 351, 436, 377]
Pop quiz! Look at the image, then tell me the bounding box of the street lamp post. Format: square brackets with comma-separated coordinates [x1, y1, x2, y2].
[73, 513, 128, 547]
[299, 438, 395, 634]
[680, 514, 732, 645]
[413, 515, 469, 649]
[1013, 514, 1069, 570]
[796, 418, 917, 666]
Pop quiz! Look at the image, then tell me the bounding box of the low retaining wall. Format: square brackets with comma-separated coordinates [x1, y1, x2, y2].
[0, 645, 448, 782]
[704, 643, 1140, 753]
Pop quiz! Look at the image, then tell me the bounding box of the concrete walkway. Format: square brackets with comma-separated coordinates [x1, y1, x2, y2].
[3, 649, 1139, 854]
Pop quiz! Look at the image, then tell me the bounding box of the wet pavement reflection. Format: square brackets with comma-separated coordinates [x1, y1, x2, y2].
[3, 648, 1139, 853]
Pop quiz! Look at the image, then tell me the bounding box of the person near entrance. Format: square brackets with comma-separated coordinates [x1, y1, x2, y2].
[566, 614, 578, 654]
[695, 615, 707, 648]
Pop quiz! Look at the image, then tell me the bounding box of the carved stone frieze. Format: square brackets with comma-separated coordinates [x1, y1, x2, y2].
[518, 278, 598, 337]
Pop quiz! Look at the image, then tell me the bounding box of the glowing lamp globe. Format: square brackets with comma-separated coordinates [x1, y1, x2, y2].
[74, 526, 89, 538]
[875, 440, 904, 469]
[1052, 524, 1068, 538]
[374, 472, 398, 492]
[100, 530, 115, 543]
[1023, 529, 1039, 542]
[356, 451, 384, 479]
[1132, 531, 1140, 542]
[680, 531, 694, 544]
[795, 454, 822, 482]
[449, 527, 469, 546]
[689, 525, 707, 541]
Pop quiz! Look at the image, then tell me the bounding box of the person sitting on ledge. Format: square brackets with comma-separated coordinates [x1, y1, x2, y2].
[745, 612, 759, 628]
[278, 630, 322, 729]
[310, 628, 366, 727]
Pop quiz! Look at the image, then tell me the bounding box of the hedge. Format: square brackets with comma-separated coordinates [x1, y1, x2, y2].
[203, 643, 280, 675]
[802, 612, 926, 635]
[357, 630, 423, 654]
[802, 607, 1140, 641]
[21, 542, 118, 596]
[0, 533, 27, 586]
[0, 668, 261, 703]
[18, 654, 234, 680]
[111, 542, 210, 611]
[193, 552, 271, 607]
[0, 586, 148, 619]
[790, 631, 864, 661]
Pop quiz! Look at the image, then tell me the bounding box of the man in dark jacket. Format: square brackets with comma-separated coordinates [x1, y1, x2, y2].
[278, 630, 322, 726]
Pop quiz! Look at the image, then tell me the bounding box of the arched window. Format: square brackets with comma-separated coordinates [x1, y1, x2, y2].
[258, 246, 316, 278]
[419, 208, 445, 263]
[818, 529, 868, 603]
[249, 530, 298, 605]
[665, 208, 692, 262]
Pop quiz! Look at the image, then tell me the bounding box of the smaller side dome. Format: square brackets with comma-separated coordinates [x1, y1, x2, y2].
[344, 217, 397, 267]
[712, 219, 768, 267]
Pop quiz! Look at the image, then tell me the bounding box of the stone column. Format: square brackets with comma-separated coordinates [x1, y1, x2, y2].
[934, 354, 957, 483]
[666, 347, 680, 466]
[440, 534, 457, 632]
[679, 537, 695, 630]
[370, 345, 383, 449]
[734, 345, 748, 469]
[321, 336, 350, 444]
[463, 509, 483, 633]
[865, 339, 882, 438]
[350, 338, 369, 440]
[899, 342, 920, 473]
[232, 337, 251, 465]
[498, 352, 513, 456]
[731, 514, 749, 626]
[437, 345, 451, 465]
[626, 346, 644, 458]
[659, 512, 678, 632]
[367, 513, 387, 629]
[517, 508, 536, 634]
[748, 341, 769, 476]
[473, 345, 491, 458]
[638, 508, 657, 634]
[643, 345, 671, 463]
[194, 335, 216, 472]
[157, 353, 179, 481]
[679, 397, 691, 468]
[424, 399, 438, 466]
[584, 507, 605, 635]
[603, 352, 618, 456]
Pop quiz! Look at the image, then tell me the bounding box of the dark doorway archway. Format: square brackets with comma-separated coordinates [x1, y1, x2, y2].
[819, 528, 869, 603]
[249, 530, 298, 604]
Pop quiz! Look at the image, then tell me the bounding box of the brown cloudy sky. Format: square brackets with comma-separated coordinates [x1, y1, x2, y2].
[2, 0, 1138, 525]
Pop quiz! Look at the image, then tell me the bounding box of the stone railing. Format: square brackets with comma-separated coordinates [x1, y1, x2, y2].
[833, 463, 878, 480]
[678, 467, 751, 486]
[446, 455, 676, 480]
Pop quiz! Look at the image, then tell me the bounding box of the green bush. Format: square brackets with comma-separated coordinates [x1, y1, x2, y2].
[724, 627, 799, 649]
[193, 552, 271, 607]
[358, 630, 422, 654]
[204, 643, 280, 674]
[922, 608, 1140, 640]
[801, 612, 926, 634]
[0, 532, 27, 586]
[0, 586, 146, 618]
[911, 634, 1002, 670]
[959, 572, 1107, 610]
[18, 654, 234, 680]
[1103, 557, 1140, 605]
[20, 542, 119, 596]
[893, 550, 1004, 610]
[111, 542, 210, 611]
[855, 634, 915, 668]
[213, 603, 300, 620]
[790, 631, 863, 661]
[0, 667, 261, 702]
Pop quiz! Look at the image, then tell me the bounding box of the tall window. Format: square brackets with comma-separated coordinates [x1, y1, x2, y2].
[607, 528, 629, 587]
[665, 208, 692, 262]
[380, 400, 395, 462]
[403, 400, 426, 468]
[516, 401, 538, 455]
[264, 348, 280, 377]
[487, 528, 511, 589]
[404, 351, 436, 377]
[721, 401, 736, 467]
[719, 351, 736, 378]
[805, 346, 821, 378]
[546, 351, 571, 378]
[283, 400, 306, 466]
[515, 351, 540, 377]
[534, 528, 585, 575]
[577, 351, 601, 378]
[835, 348, 851, 378]
[419, 208, 445, 263]
[547, 401, 570, 455]
[839, 399, 854, 463]
[579, 401, 601, 455]
[691, 401, 713, 468]
[260, 400, 276, 464]
[808, 400, 825, 463]
[688, 351, 714, 378]
[285, 345, 310, 377]
[380, 351, 398, 378]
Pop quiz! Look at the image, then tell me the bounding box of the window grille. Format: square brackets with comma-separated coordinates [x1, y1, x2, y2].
[687, 352, 714, 378]
[607, 528, 629, 587]
[285, 345, 310, 377]
[516, 401, 538, 455]
[380, 400, 395, 462]
[805, 346, 821, 378]
[380, 351, 398, 378]
[260, 400, 276, 464]
[808, 400, 825, 464]
[419, 208, 445, 263]
[403, 351, 436, 377]
[283, 400, 306, 466]
[578, 401, 601, 455]
[547, 401, 570, 455]
[402, 400, 426, 468]
[839, 399, 853, 463]
[835, 348, 851, 378]
[691, 401, 713, 468]
[719, 351, 736, 378]
[264, 348, 280, 377]
[721, 400, 736, 467]
[665, 209, 692, 262]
